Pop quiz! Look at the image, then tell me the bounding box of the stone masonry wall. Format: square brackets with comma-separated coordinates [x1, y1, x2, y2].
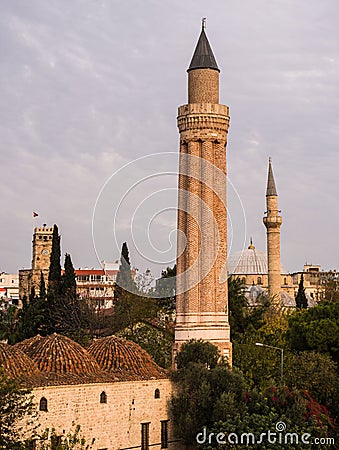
[33, 379, 177, 450]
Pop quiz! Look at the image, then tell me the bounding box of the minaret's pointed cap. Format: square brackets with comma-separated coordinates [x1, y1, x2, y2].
[266, 157, 278, 196]
[188, 19, 220, 72]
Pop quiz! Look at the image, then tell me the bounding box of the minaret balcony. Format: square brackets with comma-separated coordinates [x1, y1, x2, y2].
[263, 216, 283, 228]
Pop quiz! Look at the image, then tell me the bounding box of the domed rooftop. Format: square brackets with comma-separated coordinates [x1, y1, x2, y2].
[88, 336, 168, 380]
[14, 334, 43, 355]
[0, 342, 43, 385]
[228, 240, 286, 275]
[14, 333, 116, 386]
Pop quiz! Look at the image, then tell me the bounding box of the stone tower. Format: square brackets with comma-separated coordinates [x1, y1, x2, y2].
[174, 21, 232, 362]
[19, 225, 53, 303]
[263, 158, 282, 301]
[32, 225, 54, 270]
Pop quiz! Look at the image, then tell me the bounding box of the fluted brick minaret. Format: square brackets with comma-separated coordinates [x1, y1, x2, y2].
[263, 158, 282, 302]
[173, 21, 232, 362]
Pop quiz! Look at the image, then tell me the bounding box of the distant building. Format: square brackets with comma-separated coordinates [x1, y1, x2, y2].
[228, 241, 327, 307]
[0, 272, 19, 305]
[74, 261, 119, 309]
[19, 225, 120, 308]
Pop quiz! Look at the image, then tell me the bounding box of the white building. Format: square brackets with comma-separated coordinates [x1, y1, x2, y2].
[0, 272, 19, 305]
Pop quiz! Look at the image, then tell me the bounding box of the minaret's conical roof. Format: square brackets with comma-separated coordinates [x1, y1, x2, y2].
[188, 20, 219, 72]
[266, 157, 278, 196]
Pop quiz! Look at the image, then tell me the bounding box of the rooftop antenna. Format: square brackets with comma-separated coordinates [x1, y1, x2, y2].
[202, 17, 206, 31]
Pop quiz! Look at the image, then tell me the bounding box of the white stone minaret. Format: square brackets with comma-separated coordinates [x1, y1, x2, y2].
[263, 158, 282, 302]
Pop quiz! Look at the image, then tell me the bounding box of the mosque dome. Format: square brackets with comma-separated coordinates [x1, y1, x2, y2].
[228, 241, 268, 275]
[0, 341, 41, 382]
[228, 240, 286, 275]
[88, 336, 168, 380]
[16, 333, 102, 378]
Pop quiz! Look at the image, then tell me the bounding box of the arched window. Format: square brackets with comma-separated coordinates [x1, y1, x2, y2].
[39, 397, 48, 412]
[257, 277, 262, 285]
[284, 277, 287, 285]
[100, 391, 107, 404]
[154, 388, 160, 399]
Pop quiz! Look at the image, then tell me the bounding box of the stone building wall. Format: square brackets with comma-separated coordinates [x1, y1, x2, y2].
[33, 379, 178, 450]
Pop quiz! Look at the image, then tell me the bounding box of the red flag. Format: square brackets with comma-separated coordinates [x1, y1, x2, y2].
[33, 212, 39, 217]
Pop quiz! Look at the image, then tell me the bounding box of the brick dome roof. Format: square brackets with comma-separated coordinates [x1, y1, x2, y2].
[14, 334, 43, 355]
[0, 341, 41, 381]
[88, 336, 168, 380]
[17, 333, 101, 377]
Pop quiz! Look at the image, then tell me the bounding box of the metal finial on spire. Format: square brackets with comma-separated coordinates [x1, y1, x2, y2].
[188, 18, 219, 72]
[269, 156, 272, 164]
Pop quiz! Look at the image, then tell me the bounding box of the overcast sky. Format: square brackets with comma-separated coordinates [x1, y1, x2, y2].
[1, 0, 338, 277]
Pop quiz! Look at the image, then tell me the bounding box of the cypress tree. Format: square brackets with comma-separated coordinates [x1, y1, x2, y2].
[113, 242, 137, 331]
[295, 273, 308, 309]
[39, 271, 46, 300]
[48, 224, 62, 294]
[115, 242, 136, 295]
[62, 253, 77, 298]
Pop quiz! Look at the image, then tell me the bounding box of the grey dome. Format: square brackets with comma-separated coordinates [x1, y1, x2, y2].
[228, 245, 268, 275]
[228, 242, 286, 275]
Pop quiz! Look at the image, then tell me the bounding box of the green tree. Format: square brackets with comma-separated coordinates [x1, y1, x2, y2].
[232, 296, 289, 389]
[112, 245, 158, 335]
[39, 271, 46, 300]
[233, 341, 283, 390]
[206, 386, 335, 450]
[171, 341, 246, 446]
[287, 301, 339, 363]
[16, 273, 48, 341]
[176, 339, 220, 369]
[114, 264, 174, 368]
[171, 342, 336, 450]
[228, 276, 248, 340]
[155, 265, 176, 314]
[295, 274, 308, 309]
[323, 273, 339, 302]
[115, 242, 136, 297]
[48, 224, 62, 294]
[45, 245, 84, 339]
[62, 253, 77, 298]
[284, 351, 338, 408]
[0, 370, 37, 449]
[0, 302, 20, 344]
